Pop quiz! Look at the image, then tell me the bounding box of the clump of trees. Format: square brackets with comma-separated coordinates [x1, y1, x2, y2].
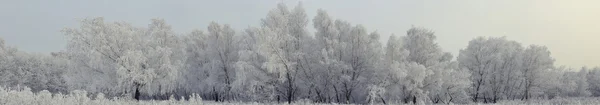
[0, 2, 598, 104]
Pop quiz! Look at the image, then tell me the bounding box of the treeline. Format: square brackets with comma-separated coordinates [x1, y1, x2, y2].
[0, 3, 598, 104]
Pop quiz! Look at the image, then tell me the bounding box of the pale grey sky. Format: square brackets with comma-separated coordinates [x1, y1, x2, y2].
[1, 0, 598, 68]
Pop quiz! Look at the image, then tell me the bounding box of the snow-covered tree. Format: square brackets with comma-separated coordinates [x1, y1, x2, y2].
[403, 27, 442, 67]
[311, 9, 347, 103]
[559, 68, 591, 97]
[521, 45, 555, 99]
[136, 18, 184, 99]
[62, 18, 183, 100]
[379, 35, 410, 103]
[459, 36, 562, 102]
[586, 67, 600, 96]
[202, 22, 239, 101]
[332, 23, 381, 104]
[458, 36, 525, 102]
[231, 27, 274, 102]
[62, 18, 127, 95]
[389, 27, 470, 104]
[258, 3, 309, 103]
[0, 38, 68, 93]
[180, 29, 210, 96]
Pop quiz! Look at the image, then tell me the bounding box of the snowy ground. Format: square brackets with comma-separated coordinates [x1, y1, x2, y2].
[2, 87, 599, 105]
[490, 97, 600, 105]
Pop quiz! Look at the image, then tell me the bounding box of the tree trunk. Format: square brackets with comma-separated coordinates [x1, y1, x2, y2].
[412, 96, 417, 104]
[287, 72, 294, 104]
[333, 85, 340, 103]
[379, 94, 386, 104]
[213, 87, 220, 101]
[474, 80, 482, 102]
[315, 88, 323, 102]
[524, 81, 530, 100]
[134, 83, 141, 100]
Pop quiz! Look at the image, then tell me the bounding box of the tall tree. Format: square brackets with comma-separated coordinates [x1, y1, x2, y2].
[231, 27, 274, 102]
[180, 29, 210, 97]
[400, 27, 470, 104]
[62, 18, 183, 100]
[204, 22, 238, 101]
[258, 2, 309, 103]
[312, 9, 345, 103]
[458, 37, 524, 102]
[521, 45, 555, 99]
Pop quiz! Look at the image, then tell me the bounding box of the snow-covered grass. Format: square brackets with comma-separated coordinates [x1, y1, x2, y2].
[492, 97, 600, 105]
[0, 86, 206, 105]
[0, 87, 335, 105]
[3, 86, 600, 105]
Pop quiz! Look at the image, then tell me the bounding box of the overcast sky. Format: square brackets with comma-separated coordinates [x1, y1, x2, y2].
[1, 0, 599, 68]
